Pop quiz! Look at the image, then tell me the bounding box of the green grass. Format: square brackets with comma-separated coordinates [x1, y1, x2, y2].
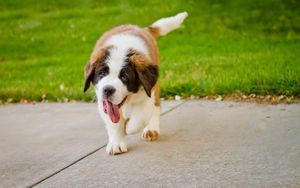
[0, 0, 299, 102]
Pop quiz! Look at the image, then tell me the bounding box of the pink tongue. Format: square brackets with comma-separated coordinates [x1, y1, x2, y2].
[103, 100, 120, 124]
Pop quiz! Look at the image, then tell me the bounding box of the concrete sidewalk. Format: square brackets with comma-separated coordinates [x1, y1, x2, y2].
[0, 101, 299, 187]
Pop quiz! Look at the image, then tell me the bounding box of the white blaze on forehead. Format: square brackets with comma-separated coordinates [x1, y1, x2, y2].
[105, 34, 149, 60]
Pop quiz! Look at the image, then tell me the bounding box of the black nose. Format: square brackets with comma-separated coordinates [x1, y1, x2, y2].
[103, 86, 116, 98]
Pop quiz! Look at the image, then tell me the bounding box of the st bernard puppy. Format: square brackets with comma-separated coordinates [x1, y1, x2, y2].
[84, 12, 188, 155]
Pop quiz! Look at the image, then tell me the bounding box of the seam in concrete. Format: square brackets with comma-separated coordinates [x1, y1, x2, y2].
[29, 100, 186, 187]
[161, 100, 187, 116]
[28, 145, 107, 188]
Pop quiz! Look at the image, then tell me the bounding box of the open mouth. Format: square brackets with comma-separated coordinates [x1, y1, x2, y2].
[102, 96, 127, 124]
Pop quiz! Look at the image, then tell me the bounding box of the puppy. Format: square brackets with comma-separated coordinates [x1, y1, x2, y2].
[84, 12, 188, 155]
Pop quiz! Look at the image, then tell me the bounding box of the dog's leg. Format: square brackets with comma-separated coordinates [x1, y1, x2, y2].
[98, 105, 127, 155]
[126, 98, 154, 135]
[105, 122, 127, 155]
[142, 106, 160, 141]
[125, 113, 145, 135]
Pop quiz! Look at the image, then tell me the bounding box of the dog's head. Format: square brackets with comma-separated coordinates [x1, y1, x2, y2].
[84, 46, 158, 123]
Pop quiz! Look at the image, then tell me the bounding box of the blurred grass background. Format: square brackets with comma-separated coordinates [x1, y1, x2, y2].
[0, 0, 299, 102]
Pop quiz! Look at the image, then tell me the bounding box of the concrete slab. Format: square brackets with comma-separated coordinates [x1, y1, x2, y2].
[0, 101, 184, 188]
[0, 103, 104, 188]
[36, 101, 300, 188]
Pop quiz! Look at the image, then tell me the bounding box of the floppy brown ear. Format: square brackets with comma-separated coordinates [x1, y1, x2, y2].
[83, 62, 94, 92]
[129, 51, 159, 97]
[137, 64, 159, 97]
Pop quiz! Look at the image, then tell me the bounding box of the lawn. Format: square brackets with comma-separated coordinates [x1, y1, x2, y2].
[0, 0, 299, 102]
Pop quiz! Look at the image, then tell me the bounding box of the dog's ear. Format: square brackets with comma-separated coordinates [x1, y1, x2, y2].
[83, 46, 112, 92]
[83, 62, 94, 92]
[137, 64, 159, 97]
[129, 50, 159, 97]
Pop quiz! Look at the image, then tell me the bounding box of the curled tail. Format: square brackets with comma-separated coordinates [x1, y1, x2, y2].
[147, 12, 188, 38]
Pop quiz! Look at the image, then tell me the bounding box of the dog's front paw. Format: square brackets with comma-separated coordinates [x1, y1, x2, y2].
[106, 142, 127, 155]
[142, 130, 159, 141]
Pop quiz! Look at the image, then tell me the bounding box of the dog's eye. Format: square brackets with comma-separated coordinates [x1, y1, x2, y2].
[97, 67, 108, 79]
[119, 69, 129, 82]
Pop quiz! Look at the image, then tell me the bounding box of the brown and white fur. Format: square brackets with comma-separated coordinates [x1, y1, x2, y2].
[84, 12, 188, 155]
